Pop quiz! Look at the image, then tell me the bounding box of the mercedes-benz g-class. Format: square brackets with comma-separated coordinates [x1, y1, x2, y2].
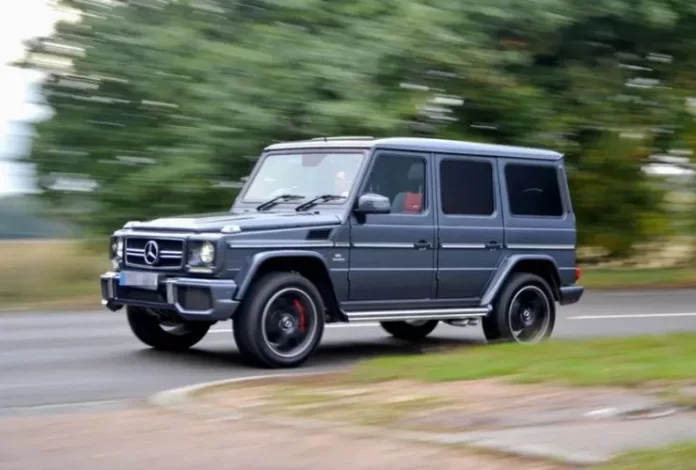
[101, 137, 584, 368]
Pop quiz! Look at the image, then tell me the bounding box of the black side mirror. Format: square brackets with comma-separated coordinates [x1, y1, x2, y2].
[354, 193, 391, 215]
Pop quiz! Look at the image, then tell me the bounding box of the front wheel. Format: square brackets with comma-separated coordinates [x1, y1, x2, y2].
[233, 272, 325, 368]
[380, 320, 439, 341]
[126, 307, 210, 351]
[482, 273, 556, 344]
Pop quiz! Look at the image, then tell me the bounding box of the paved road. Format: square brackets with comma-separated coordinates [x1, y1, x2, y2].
[1, 289, 695, 411]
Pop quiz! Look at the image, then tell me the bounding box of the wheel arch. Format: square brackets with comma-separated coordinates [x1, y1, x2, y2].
[234, 250, 344, 321]
[481, 254, 562, 306]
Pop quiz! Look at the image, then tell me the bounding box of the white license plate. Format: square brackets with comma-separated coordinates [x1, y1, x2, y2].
[119, 271, 160, 290]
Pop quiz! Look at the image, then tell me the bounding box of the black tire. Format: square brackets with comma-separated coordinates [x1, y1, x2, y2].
[482, 272, 556, 344]
[126, 306, 210, 351]
[380, 320, 439, 341]
[233, 272, 325, 368]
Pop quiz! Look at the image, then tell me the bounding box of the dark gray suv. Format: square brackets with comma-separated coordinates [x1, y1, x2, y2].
[101, 137, 584, 368]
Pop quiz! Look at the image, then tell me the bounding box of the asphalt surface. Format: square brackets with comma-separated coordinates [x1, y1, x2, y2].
[1, 289, 696, 411]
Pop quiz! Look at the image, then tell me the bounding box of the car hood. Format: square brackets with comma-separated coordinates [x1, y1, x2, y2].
[125, 211, 343, 234]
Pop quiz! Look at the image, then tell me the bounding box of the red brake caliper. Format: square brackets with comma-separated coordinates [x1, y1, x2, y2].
[293, 299, 306, 333]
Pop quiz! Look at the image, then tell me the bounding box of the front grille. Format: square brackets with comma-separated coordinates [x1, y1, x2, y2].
[125, 237, 184, 269]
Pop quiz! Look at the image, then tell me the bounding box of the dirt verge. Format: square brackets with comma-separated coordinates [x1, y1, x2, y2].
[0, 407, 569, 470]
[198, 375, 677, 433]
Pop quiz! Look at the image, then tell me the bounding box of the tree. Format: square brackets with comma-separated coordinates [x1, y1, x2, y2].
[17, 0, 696, 258]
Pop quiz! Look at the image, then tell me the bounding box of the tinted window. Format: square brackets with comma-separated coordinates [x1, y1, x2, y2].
[505, 164, 563, 217]
[363, 155, 426, 214]
[439, 159, 494, 216]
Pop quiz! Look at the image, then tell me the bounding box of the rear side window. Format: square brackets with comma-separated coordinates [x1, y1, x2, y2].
[505, 163, 563, 217]
[439, 159, 495, 216]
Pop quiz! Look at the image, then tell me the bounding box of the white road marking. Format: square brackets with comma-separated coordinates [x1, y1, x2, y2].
[210, 322, 380, 333]
[568, 312, 696, 320]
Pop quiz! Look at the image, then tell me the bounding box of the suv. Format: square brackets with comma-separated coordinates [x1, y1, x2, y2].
[101, 137, 584, 368]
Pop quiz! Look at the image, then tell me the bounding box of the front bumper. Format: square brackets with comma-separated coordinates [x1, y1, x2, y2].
[100, 272, 239, 322]
[559, 285, 584, 306]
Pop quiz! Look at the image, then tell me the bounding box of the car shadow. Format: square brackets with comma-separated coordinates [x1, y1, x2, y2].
[131, 334, 485, 371]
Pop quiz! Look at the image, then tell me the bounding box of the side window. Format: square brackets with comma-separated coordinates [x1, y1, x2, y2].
[505, 163, 563, 217]
[439, 158, 494, 216]
[362, 155, 426, 214]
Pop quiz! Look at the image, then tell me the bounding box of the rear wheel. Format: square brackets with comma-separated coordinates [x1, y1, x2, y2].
[126, 306, 210, 351]
[482, 272, 555, 344]
[233, 272, 325, 368]
[380, 320, 439, 341]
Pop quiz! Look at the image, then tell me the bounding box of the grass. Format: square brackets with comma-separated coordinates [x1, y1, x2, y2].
[347, 334, 696, 467]
[0, 239, 107, 311]
[582, 266, 696, 290]
[351, 333, 696, 387]
[0, 239, 695, 309]
[597, 442, 696, 469]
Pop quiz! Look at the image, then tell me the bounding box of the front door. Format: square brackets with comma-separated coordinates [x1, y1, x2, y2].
[348, 151, 436, 303]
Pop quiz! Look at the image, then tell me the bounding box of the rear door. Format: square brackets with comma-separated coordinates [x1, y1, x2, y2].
[435, 153, 505, 301]
[497, 158, 576, 283]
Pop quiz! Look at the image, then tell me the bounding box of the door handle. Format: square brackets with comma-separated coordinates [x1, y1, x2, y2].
[485, 241, 502, 250]
[413, 240, 432, 250]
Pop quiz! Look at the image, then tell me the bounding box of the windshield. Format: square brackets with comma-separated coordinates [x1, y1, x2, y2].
[242, 152, 366, 203]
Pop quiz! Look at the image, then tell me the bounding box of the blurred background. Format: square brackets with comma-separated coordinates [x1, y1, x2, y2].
[1, 0, 696, 308]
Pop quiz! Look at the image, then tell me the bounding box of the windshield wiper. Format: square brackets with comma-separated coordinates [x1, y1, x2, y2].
[295, 194, 344, 212]
[256, 194, 304, 211]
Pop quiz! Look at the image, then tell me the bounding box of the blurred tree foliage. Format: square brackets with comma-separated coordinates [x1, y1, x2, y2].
[18, 0, 696, 256]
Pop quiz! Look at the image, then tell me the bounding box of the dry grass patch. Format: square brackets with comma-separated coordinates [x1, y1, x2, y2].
[2, 238, 696, 310]
[0, 239, 107, 309]
[197, 376, 669, 432]
[200, 379, 453, 428]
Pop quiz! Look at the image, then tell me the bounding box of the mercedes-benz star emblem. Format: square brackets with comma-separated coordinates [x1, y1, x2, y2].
[143, 240, 160, 266]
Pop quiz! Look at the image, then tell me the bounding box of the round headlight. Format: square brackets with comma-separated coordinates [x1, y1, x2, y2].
[111, 237, 123, 258]
[200, 241, 215, 264]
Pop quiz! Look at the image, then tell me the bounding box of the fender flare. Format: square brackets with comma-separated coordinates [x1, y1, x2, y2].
[233, 250, 337, 303]
[480, 254, 562, 306]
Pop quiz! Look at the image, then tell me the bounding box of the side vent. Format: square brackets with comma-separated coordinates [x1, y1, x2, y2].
[306, 228, 332, 240]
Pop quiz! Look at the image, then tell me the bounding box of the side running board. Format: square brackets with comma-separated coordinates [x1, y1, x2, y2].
[343, 306, 490, 323]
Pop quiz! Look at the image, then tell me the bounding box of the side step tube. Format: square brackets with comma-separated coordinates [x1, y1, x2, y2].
[343, 307, 490, 323]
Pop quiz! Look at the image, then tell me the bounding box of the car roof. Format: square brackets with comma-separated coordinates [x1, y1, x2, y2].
[264, 136, 563, 161]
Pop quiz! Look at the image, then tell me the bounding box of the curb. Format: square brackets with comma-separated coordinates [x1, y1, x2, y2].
[148, 371, 609, 467]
